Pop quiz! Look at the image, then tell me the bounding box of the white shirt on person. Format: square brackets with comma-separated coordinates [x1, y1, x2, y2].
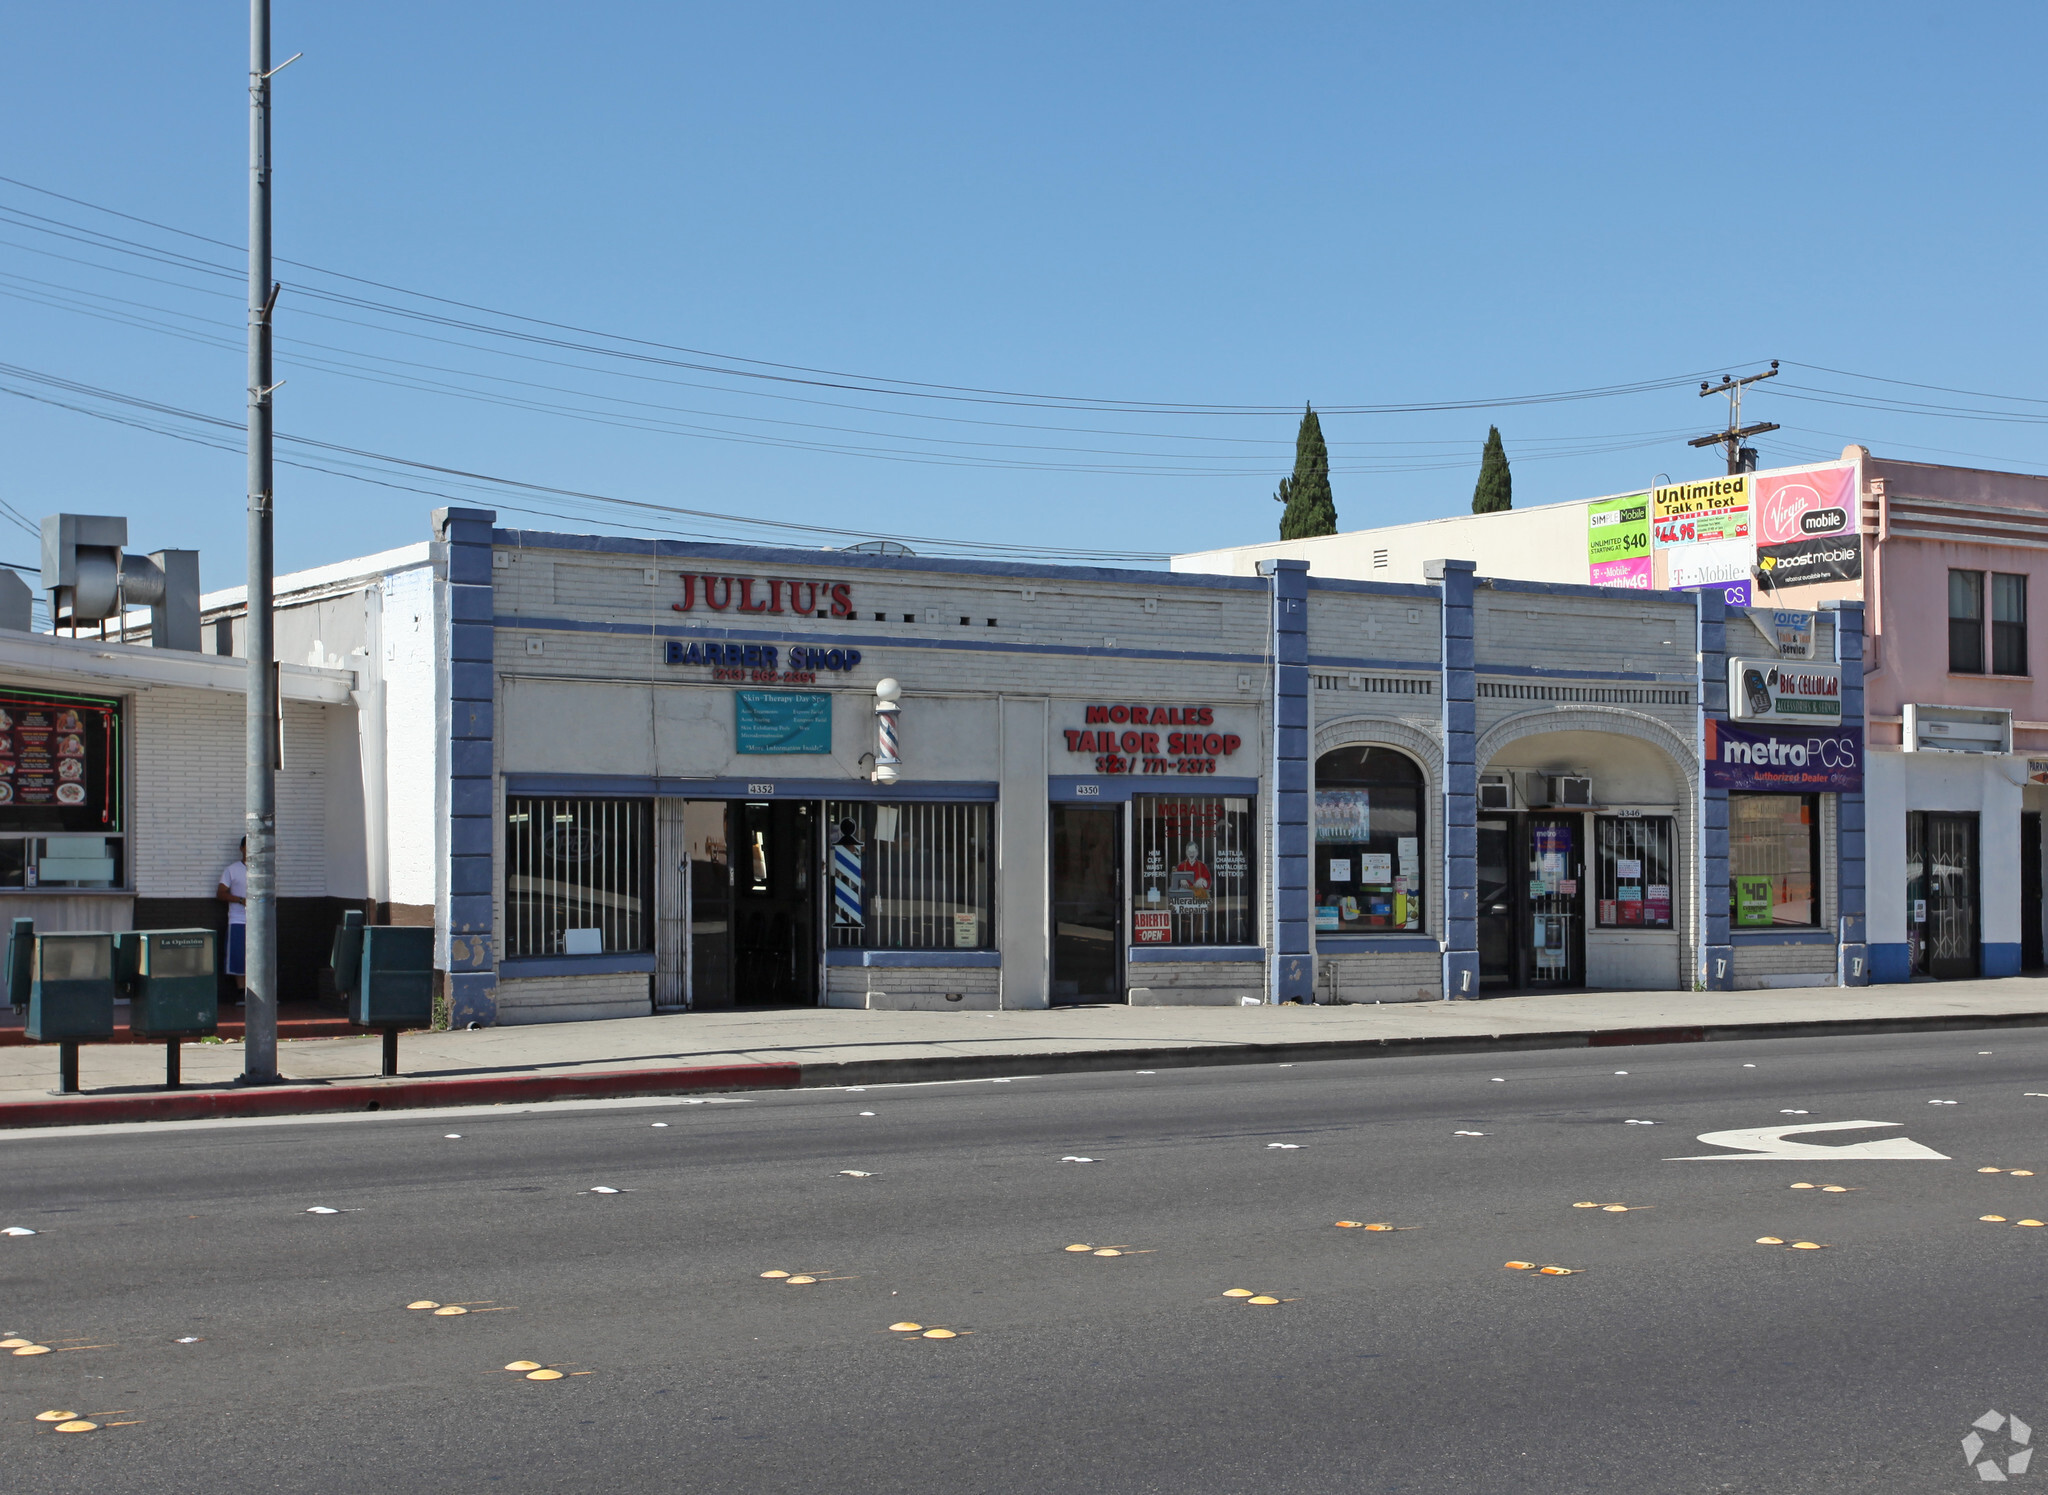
[220, 860, 248, 925]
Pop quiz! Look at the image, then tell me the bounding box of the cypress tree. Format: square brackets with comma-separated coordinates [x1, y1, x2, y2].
[1276, 404, 1337, 538]
[1471, 425, 1512, 513]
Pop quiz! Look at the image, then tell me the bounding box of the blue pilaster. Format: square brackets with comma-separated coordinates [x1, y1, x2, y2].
[1428, 560, 1479, 999]
[1828, 601, 1869, 985]
[438, 507, 498, 1026]
[1258, 559, 1313, 1002]
[1698, 588, 1732, 990]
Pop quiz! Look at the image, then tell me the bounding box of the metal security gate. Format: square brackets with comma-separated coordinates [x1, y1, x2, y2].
[1908, 811, 1980, 980]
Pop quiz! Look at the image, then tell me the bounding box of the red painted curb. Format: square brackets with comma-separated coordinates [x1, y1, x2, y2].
[0, 1062, 800, 1129]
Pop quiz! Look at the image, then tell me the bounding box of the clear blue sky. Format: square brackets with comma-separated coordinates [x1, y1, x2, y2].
[4, 2, 2045, 583]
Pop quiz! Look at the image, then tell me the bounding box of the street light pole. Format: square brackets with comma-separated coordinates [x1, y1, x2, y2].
[243, 0, 279, 1083]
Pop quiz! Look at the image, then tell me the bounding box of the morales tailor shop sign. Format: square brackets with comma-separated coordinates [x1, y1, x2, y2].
[1706, 719, 1861, 792]
[1728, 657, 1841, 724]
[1060, 703, 1247, 777]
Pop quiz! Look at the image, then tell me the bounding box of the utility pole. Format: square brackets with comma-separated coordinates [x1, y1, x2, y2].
[1689, 362, 1780, 476]
[243, 0, 286, 1084]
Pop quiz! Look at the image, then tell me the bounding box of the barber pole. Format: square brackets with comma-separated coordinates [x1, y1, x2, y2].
[873, 678, 901, 785]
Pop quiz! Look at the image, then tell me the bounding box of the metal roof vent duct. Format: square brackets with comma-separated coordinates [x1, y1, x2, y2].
[40, 514, 202, 650]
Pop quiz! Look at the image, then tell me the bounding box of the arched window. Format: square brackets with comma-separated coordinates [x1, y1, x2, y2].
[1314, 746, 1425, 933]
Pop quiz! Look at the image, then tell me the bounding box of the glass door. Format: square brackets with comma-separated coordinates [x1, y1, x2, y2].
[2024, 812, 2043, 972]
[1477, 817, 1515, 988]
[1051, 805, 1122, 1005]
[1526, 815, 1585, 988]
[684, 800, 731, 1009]
[730, 800, 819, 1005]
[1910, 811, 1980, 980]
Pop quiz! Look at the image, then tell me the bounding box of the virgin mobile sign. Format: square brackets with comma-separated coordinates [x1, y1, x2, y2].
[1705, 719, 1861, 793]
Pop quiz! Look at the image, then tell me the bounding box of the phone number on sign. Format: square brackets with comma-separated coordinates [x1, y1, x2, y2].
[1093, 755, 1219, 775]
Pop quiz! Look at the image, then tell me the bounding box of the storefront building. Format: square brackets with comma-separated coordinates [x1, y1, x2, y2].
[1178, 443, 2048, 984]
[350, 507, 1851, 1023]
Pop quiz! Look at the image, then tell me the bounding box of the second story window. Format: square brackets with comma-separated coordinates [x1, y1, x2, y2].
[1993, 573, 2029, 676]
[1949, 570, 1984, 674]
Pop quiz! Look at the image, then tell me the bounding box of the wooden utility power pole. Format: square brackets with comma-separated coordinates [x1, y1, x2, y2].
[1689, 362, 1781, 475]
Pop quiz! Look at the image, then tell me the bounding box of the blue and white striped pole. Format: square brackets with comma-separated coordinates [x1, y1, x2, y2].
[873, 677, 901, 785]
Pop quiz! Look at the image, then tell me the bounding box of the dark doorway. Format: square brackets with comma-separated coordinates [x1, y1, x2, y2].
[684, 800, 732, 1009]
[721, 800, 818, 1005]
[1908, 810, 1980, 980]
[1052, 804, 1122, 1004]
[2024, 812, 2043, 972]
[1477, 817, 1515, 988]
[1477, 813, 1586, 990]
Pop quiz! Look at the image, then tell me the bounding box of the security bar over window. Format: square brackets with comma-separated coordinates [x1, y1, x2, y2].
[1594, 816, 1674, 928]
[826, 801, 993, 950]
[504, 797, 652, 956]
[1130, 795, 1255, 946]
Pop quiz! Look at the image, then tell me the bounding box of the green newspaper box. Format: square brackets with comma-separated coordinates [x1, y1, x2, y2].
[26, 932, 117, 1042]
[349, 924, 434, 1029]
[116, 929, 218, 1039]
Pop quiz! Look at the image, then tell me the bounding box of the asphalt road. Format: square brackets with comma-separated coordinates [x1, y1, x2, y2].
[4, 1030, 2046, 1494]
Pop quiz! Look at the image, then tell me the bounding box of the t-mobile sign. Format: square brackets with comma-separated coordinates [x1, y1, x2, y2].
[1705, 719, 1862, 793]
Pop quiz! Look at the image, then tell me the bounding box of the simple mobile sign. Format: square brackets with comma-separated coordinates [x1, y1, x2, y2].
[1705, 719, 1861, 792]
[1728, 658, 1841, 724]
[1585, 493, 1651, 589]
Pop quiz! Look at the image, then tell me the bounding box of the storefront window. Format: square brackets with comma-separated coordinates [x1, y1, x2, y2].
[1729, 793, 1820, 928]
[0, 687, 125, 890]
[1595, 817, 1674, 928]
[1313, 746, 1424, 933]
[827, 802, 993, 950]
[1131, 795, 1255, 946]
[504, 797, 652, 956]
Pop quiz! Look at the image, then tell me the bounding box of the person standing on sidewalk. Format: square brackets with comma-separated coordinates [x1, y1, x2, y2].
[216, 838, 248, 1005]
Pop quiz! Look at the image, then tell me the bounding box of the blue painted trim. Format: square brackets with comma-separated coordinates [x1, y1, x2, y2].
[1825, 601, 1867, 947]
[1048, 775, 1260, 804]
[1475, 662, 1685, 683]
[1316, 935, 1442, 954]
[1983, 942, 2023, 978]
[493, 529, 1273, 591]
[499, 613, 1269, 668]
[1262, 559, 1313, 1004]
[438, 507, 499, 1020]
[1732, 929, 1835, 946]
[1127, 946, 1266, 964]
[823, 949, 1002, 968]
[504, 773, 999, 802]
[500, 952, 656, 978]
[1306, 653, 1443, 672]
[1484, 575, 1706, 605]
[1435, 560, 1479, 1000]
[1302, 577, 1441, 600]
[1697, 588, 1731, 977]
[1868, 942, 1912, 983]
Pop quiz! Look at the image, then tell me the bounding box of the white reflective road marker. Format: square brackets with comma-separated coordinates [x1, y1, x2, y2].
[1668, 1119, 1950, 1161]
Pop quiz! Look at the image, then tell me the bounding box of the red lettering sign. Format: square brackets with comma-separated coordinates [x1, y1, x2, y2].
[674, 574, 854, 619]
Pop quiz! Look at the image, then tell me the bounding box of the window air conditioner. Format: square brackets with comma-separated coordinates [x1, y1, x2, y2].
[1547, 775, 1594, 808]
[1478, 774, 1511, 811]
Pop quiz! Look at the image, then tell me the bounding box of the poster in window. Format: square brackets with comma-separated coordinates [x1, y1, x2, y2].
[1647, 885, 1671, 923]
[1532, 825, 1571, 892]
[1735, 875, 1775, 927]
[0, 689, 120, 830]
[1314, 790, 1370, 843]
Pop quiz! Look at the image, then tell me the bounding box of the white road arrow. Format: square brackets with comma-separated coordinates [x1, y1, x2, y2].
[1667, 1119, 1950, 1161]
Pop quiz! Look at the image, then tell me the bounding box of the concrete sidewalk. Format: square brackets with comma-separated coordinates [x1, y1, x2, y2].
[4, 978, 2047, 1128]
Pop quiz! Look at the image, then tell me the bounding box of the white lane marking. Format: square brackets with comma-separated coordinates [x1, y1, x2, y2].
[823, 1076, 1047, 1092]
[0, 1093, 756, 1142]
[1668, 1119, 1950, 1161]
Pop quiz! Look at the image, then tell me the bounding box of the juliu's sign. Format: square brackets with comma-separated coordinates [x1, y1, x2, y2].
[1705, 719, 1861, 793]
